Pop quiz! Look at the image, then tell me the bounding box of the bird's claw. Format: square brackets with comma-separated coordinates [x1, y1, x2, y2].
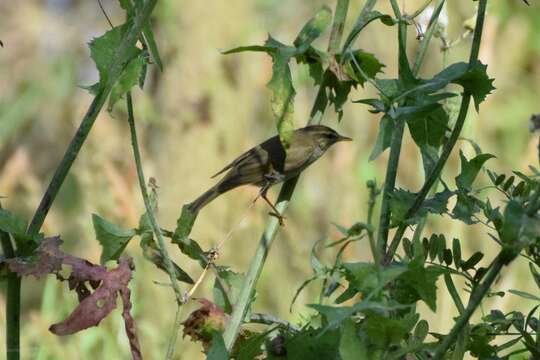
[268, 212, 286, 226]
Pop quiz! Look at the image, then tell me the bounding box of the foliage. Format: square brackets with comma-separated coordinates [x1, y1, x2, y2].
[2, 0, 540, 359]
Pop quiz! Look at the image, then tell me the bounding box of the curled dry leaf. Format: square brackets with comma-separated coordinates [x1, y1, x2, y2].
[183, 298, 228, 351]
[4, 236, 142, 360]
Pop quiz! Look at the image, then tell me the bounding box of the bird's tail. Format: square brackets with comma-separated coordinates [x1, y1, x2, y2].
[187, 180, 236, 214]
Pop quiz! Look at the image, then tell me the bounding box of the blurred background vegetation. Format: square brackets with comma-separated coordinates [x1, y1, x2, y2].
[1, 0, 540, 358]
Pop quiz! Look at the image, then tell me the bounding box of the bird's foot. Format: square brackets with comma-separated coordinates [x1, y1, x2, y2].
[268, 212, 286, 226]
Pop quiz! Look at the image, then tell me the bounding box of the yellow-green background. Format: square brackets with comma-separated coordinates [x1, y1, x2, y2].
[1, 0, 540, 358]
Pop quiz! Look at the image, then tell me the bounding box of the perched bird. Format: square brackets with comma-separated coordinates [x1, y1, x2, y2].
[187, 125, 352, 221]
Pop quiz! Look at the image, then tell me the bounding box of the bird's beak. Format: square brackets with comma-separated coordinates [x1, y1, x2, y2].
[337, 135, 353, 142]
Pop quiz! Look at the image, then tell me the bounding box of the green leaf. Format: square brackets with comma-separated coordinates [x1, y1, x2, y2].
[88, 23, 141, 91]
[461, 252, 484, 271]
[264, 36, 297, 147]
[285, 327, 340, 359]
[0, 208, 27, 236]
[364, 312, 418, 347]
[403, 61, 494, 110]
[206, 331, 228, 360]
[341, 50, 385, 87]
[369, 115, 394, 160]
[293, 6, 332, 52]
[455, 151, 495, 191]
[508, 289, 540, 302]
[405, 101, 449, 148]
[339, 319, 368, 360]
[213, 268, 247, 314]
[236, 331, 265, 360]
[108, 56, 145, 111]
[92, 214, 136, 264]
[173, 205, 197, 241]
[395, 255, 444, 311]
[454, 60, 496, 111]
[451, 192, 482, 224]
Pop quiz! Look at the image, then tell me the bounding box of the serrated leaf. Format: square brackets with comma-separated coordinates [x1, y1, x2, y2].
[341, 49, 385, 87]
[293, 6, 332, 52]
[88, 23, 141, 91]
[395, 255, 444, 311]
[403, 61, 494, 110]
[108, 56, 145, 111]
[264, 36, 297, 147]
[92, 214, 136, 264]
[213, 268, 247, 314]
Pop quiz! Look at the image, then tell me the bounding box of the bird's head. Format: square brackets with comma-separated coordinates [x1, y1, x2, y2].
[304, 125, 352, 151]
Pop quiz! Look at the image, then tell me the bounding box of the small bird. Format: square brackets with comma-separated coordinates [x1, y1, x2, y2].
[187, 125, 352, 222]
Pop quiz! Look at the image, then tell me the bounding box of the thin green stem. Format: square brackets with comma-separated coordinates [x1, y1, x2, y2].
[376, 117, 405, 260]
[1, 227, 19, 360]
[27, 0, 157, 236]
[412, 0, 445, 75]
[410, 0, 435, 19]
[366, 181, 380, 264]
[126, 92, 183, 355]
[376, 0, 407, 260]
[444, 272, 465, 314]
[433, 254, 506, 359]
[328, 0, 349, 55]
[384, 0, 488, 264]
[222, 0, 354, 350]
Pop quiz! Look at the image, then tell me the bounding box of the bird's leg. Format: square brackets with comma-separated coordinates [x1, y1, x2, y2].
[259, 183, 285, 226]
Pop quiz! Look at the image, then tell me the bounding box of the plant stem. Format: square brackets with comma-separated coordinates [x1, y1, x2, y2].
[376, 0, 407, 259]
[384, 0, 487, 264]
[221, 0, 356, 350]
[433, 254, 506, 358]
[1, 228, 19, 360]
[126, 92, 184, 356]
[1, 3, 158, 359]
[412, 0, 445, 75]
[410, 0, 436, 19]
[126, 93, 182, 302]
[328, 0, 349, 55]
[376, 118, 405, 259]
[27, 0, 158, 235]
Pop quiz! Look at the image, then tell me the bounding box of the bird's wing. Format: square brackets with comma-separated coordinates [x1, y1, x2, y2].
[210, 148, 256, 178]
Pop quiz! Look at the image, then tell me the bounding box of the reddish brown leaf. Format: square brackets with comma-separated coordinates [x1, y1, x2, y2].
[5, 237, 142, 360]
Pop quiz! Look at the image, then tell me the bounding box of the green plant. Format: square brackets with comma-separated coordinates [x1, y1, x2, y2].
[2, 0, 540, 359]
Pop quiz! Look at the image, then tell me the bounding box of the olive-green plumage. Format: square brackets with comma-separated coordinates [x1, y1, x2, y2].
[188, 125, 351, 213]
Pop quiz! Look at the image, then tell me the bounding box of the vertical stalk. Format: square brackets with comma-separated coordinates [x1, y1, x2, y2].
[2, 2, 158, 359]
[384, 0, 488, 264]
[376, 0, 407, 259]
[1, 228, 19, 360]
[221, 0, 359, 350]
